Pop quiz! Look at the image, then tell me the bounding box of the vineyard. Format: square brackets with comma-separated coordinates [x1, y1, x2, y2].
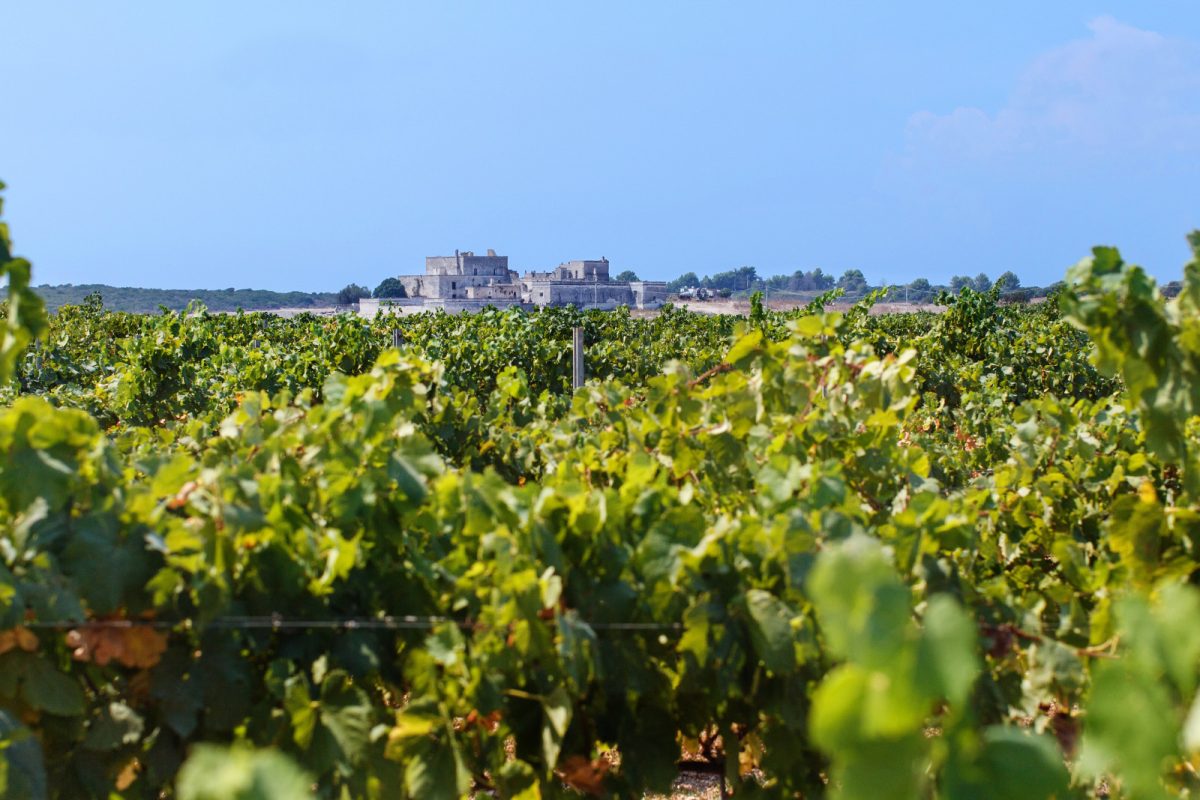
[1, 180, 1200, 798]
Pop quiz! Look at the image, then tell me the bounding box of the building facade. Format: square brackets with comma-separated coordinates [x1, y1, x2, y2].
[361, 250, 668, 315]
[396, 249, 521, 301]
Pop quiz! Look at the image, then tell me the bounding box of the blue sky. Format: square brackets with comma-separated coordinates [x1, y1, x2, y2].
[2, 2, 1198, 290]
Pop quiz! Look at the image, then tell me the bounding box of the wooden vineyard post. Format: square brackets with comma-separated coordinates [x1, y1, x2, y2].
[572, 326, 585, 389]
[392, 328, 403, 348]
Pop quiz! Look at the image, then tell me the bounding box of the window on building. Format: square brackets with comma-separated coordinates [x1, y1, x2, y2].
[452, 281, 456, 289]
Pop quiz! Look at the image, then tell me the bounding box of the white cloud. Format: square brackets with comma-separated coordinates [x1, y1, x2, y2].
[905, 17, 1200, 161]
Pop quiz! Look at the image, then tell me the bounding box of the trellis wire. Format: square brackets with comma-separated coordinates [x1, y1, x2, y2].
[21, 614, 682, 634]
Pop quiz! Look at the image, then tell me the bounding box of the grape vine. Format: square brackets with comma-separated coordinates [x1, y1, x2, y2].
[1, 180, 1199, 798]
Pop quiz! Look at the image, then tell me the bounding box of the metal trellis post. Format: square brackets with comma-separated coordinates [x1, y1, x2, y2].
[572, 327, 585, 389]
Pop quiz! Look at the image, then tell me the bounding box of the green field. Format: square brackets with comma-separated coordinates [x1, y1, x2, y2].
[3, 183, 1200, 797]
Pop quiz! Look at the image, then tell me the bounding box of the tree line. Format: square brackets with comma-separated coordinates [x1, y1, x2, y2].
[359, 266, 1079, 305]
[665, 265, 1054, 302]
[11, 284, 342, 313]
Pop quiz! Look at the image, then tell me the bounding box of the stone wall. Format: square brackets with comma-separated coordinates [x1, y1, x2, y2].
[423, 257, 459, 276]
[549, 259, 610, 281]
[467, 283, 521, 300]
[359, 297, 528, 317]
[525, 281, 635, 308]
[436, 298, 528, 314]
[460, 253, 509, 277]
[424, 252, 509, 277]
[402, 273, 515, 300]
[358, 298, 427, 317]
[630, 281, 669, 308]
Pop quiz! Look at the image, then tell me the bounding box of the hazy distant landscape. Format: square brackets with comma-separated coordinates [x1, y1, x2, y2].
[15, 264, 1062, 314]
[18, 283, 340, 313]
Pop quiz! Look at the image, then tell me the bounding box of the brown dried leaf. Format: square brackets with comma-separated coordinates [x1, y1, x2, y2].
[66, 623, 168, 669]
[116, 758, 140, 790]
[556, 754, 609, 796]
[14, 626, 38, 652]
[738, 733, 764, 777]
[166, 481, 198, 510]
[121, 627, 168, 669]
[0, 626, 38, 656]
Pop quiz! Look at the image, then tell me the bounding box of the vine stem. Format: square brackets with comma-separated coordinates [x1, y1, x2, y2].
[688, 362, 732, 389]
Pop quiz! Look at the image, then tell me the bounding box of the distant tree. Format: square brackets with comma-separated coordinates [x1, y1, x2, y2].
[973, 273, 993, 292]
[837, 269, 868, 295]
[995, 271, 1020, 291]
[694, 266, 759, 293]
[1037, 281, 1066, 298]
[82, 292, 104, 312]
[949, 275, 972, 293]
[373, 278, 407, 298]
[771, 268, 835, 292]
[766, 274, 790, 291]
[809, 268, 835, 290]
[904, 278, 932, 303]
[1163, 280, 1184, 298]
[614, 269, 639, 282]
[667, 272, 701, 293]
[336, 283, 371, 305]
[735, 266, 758, 292]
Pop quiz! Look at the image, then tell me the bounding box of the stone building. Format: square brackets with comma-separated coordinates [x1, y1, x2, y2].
[525, 259, 612, 282]
[396, 249, 520, 301]
[525, 258, 629, 308]
[360, 250, 668, 316]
